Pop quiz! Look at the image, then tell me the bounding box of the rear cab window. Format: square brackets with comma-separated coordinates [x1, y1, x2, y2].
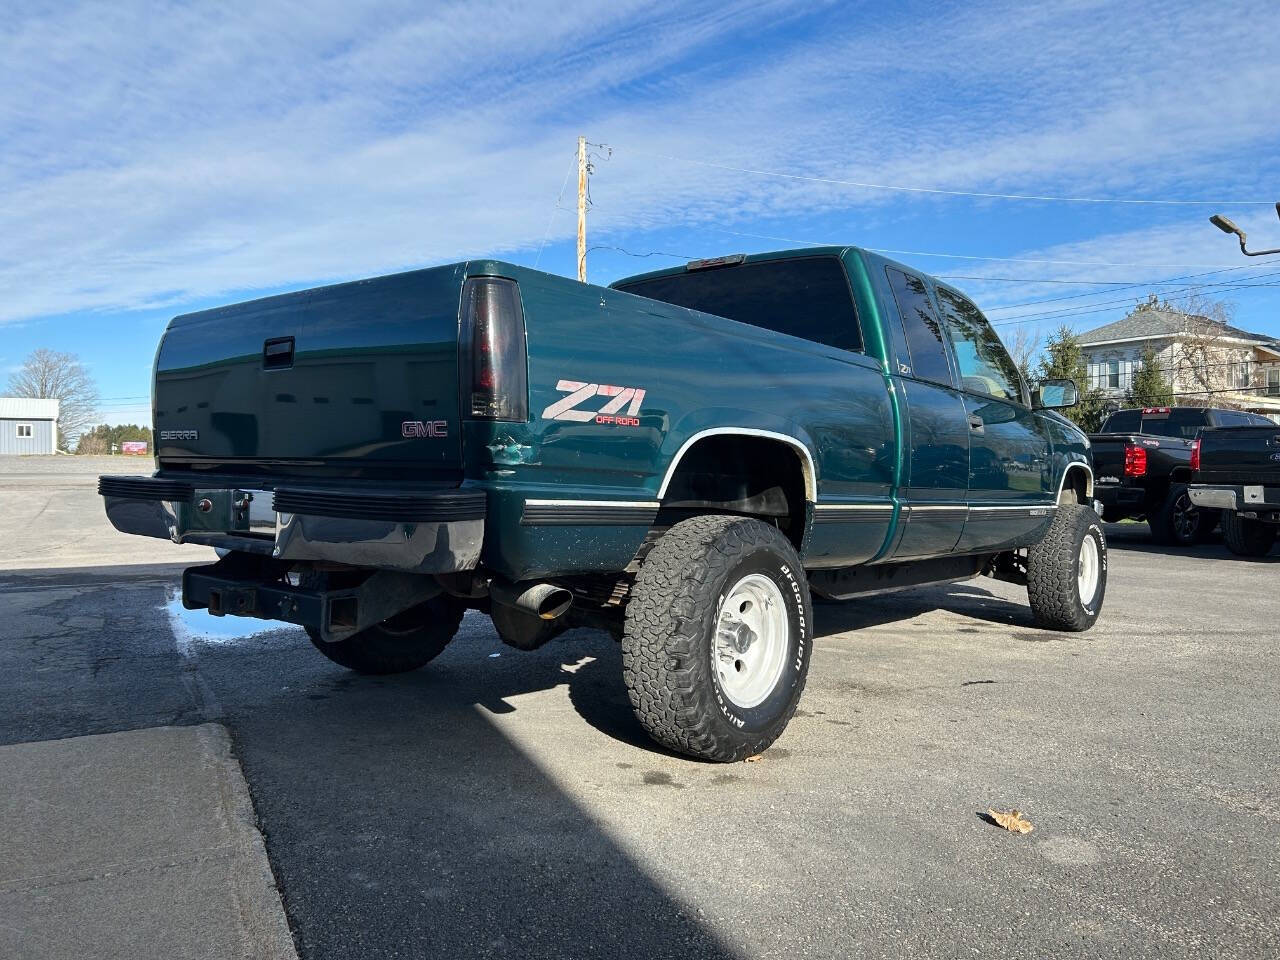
[1139, 408, 1207, 439]
[1216, 411, 1272, 427]
[614, 256, 863, 354]
[1101, 410, 1141, 433]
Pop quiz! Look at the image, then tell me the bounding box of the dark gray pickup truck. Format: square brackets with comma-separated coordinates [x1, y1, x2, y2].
[1091, 406, 1275, 545]
[1190, 423, 1280, 557]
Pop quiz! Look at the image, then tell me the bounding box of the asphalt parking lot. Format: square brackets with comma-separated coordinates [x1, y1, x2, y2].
[2, 456, 1278, 959]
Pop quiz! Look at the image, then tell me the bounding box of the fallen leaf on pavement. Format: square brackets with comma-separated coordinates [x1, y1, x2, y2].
[744, 754, 764, 763]
[987, 808, 1034, 833]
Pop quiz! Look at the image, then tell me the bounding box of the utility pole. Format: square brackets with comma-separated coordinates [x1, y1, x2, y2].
[576, 135, 588, 282]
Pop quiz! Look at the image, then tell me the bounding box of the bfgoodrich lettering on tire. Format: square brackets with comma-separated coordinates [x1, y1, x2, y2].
[1027, 504, 1107, 632]
[622, 515, 812, 762]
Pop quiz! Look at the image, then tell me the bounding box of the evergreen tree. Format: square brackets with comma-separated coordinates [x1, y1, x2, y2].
[1036, 326, 1109, 432]
[1125, 346, 1174, 408]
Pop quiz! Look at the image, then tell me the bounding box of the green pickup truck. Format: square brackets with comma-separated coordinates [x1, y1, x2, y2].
[100, 246, 1104, 761]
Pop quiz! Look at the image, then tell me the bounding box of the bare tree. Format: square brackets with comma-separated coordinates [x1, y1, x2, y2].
[1130, 290, 1249, 407]
[1007, 325, 1041, 385]
[6, 349, 101, 448]
[1172, 290, 1247, 405]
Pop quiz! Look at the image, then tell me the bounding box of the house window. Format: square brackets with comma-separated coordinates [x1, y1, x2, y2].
[16, 423, 33, 438]
[1107, 358, 1120, 389]
[1269, 368, 1280, 397]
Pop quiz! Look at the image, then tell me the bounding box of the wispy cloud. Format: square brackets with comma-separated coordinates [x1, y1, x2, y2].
[2, 0, 1277, 325]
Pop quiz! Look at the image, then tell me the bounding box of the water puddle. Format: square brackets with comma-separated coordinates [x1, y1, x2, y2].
[164, 588, 300, 656]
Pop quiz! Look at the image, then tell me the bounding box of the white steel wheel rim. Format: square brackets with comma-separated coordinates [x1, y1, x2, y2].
[1077, 534, 1100, 606]
[713, 573, 790, 709]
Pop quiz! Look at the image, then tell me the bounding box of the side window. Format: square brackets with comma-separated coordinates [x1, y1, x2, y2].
[935, 288, 1023, 403]
[885, 267, 952, 386]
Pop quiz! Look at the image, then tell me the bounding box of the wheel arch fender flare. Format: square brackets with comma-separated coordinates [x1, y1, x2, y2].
[656, 425, 819, 503]
[1057, 460, 1094, 502]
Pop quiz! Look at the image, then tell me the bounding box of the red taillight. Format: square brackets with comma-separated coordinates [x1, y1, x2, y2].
[1123, 444, 1148, 477]
[460, 277, 528, 421]
[1191, 438, 1201, 472]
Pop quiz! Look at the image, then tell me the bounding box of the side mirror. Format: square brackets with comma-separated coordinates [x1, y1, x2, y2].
[1033, 378, 1079, 410]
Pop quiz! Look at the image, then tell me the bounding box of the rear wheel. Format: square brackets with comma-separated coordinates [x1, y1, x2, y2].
[1149, 483, 1204, 546]
[301, 571, 465, 674]
[623, 515, 812, 762]
[1027, 504, 1107, 631]
[1221, 511, 1277, 558]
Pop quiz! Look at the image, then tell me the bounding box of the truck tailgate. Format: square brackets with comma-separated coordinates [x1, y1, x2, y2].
[1086, 434, 1136, 481]
[1197, 425, 1280, 484]
[154, 265, 467, 481]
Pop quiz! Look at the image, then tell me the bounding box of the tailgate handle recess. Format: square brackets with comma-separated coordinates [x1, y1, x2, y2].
[263, 337, 295, 370]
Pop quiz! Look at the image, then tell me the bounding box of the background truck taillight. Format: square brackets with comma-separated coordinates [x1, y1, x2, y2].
[460, 277, 529, 421]
[1190, 437, 1201, 472]
[1123, 443, 1148, 477]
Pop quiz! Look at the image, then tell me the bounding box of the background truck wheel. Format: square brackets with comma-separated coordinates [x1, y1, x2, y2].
[1221, 511, 1277, 557]
[300, 571, 465, 674]
[1027, 504, 1107, 632]
[1148, 483, 1205, 546]
[622, 515, 812, 762]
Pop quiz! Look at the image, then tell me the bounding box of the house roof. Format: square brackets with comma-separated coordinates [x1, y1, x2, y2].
[0, 397, 60, 420]
[1077, 309, 1275, 347]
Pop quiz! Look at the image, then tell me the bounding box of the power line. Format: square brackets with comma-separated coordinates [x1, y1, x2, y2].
[533, 152, 578, 269]
[1084, 382, 1280, 402]
[623, 147, 1276, 206]
[982, 262, 1280, 312]
[991, 280, 1280, 326]
[713, 228, 1265, 269]
[993, 286, 1280, 328]
[941, 274, 1253, 285]
[586, 244, 696, 261]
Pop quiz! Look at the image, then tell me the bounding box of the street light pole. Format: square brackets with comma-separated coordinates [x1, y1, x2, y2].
[1208, 203, 1280, 257]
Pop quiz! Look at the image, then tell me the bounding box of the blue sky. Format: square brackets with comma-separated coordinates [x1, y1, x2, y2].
[4, 0, 1280, 425]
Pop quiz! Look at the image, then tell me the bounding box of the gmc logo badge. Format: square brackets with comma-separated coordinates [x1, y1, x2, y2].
[402, 420, 448, 438]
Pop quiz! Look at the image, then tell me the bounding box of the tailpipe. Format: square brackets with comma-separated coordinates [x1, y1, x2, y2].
[489, 580, 573, 621]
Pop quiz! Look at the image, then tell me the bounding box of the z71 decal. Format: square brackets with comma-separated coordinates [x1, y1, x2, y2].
[541, 380, 646, 426]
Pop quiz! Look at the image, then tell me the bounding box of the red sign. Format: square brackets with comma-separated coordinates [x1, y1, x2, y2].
[121, 441, 149, 455]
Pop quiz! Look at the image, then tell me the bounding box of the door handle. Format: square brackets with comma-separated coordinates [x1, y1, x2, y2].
[968, 414, 985, 435]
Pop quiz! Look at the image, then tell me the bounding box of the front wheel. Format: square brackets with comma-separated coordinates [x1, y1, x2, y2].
[622, 515, 812, 762]
[1221, 511, 1277, 558]
[1027, 504, 1108, 631]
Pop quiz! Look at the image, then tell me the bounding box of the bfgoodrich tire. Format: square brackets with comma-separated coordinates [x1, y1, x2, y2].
[622, 515, 812, 762]
[1027, 504, 1107, 632]
[1221, 511, 1277, 558]
[301, 572, 465, 674]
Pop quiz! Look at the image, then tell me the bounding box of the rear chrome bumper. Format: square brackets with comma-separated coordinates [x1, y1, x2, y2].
[99, 476, 485, 573]
[1188, 485, 1240, 511]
